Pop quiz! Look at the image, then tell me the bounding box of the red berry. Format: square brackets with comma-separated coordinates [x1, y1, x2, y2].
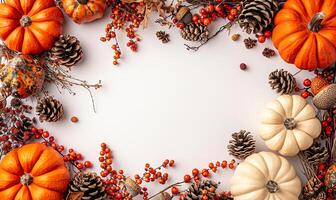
[227, 14, 235, 21]
[215, 5, 223, 13]
[201, 169, 210, 177]
[230, 8, 238, 16]
[301, 91, 309, 99]
[203, 18, 211, 26]
[192, 15, 199, 22]
[184, 175, 191, 182]
[171, 187, 179, 195]
[207, 5, 215, 13]
[264, 30, 272, 38]
[76, 163, 84, 169]
[192, 168, 199, 176]
[200, 8, 207, 15]
[84, 161, 92, 168]
[303, 79, 311, 87]
[322, 121, 328, 127]
[257, 35, 266, 43]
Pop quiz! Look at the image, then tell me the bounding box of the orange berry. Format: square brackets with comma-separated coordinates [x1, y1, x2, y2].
[71, 116, 78, 123]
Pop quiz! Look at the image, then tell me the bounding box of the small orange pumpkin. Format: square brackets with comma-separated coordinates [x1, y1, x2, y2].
[0, 0, 64, 55]
[0, 143, 70, 200]
[62, 0, 106, 24]
[272, 0, 336, 70]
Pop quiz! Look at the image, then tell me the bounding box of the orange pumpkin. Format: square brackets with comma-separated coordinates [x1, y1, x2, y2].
[0, 143, 70, 200]
[62, 0, 106, 24]
[0, 0, 64, 55]
[272, 0, 336, 70]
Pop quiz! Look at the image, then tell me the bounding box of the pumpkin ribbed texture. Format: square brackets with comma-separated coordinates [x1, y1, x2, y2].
[272, 0, 336, 70]
[0, 0, 64, 54]
[0, 143, 70, 200]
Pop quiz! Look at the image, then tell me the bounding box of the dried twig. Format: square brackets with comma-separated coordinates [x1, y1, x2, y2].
[185, 20, 237, 51]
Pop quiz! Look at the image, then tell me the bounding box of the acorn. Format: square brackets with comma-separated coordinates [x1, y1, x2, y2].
[311, 76, 336, 110]
[176, 6, 192, 24]
[124, 177, 140, 197]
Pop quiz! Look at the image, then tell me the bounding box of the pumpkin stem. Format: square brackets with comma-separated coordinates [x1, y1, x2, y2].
[308, 12, 326, 32]
[266, 180, 279, 193]
[20, 173, 33, 186]
[20, 16, 32, 27]
[77, 0, 88, 4]
[284, 118, 296, 130]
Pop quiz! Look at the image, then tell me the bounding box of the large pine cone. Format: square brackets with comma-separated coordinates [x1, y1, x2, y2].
[303, 142, 329, 166]
[36, 96, 64, 122]
[238, 0, 278, 34]
[227, 130, 256, 160]
[183, 180, 218, 200]
[50, 35, 83, 67]
[180, 23, 209, 42]
[268, 69, 296, 95]
[69, 171, 107, 200]
[300, 178, 326, 200]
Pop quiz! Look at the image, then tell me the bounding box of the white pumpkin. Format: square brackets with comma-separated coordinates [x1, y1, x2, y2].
[230, 151, 301, 200]
[260, 95, 321, 156]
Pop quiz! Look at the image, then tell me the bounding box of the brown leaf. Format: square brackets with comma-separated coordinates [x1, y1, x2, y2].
[66, 192, 84, 200]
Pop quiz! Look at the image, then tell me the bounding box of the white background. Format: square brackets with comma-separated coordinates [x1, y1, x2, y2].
[41, 13, 313, 195]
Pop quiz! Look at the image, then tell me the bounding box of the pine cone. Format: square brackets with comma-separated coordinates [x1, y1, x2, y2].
[50, 35, 83, 67]
[268, 69, 296, 95]
[303, 142, 329, 166]
[36, 96, 64, 122]
[227, 130, 256, 160]
[180, 23, 209, 42]
[300, 178, 326, 200]
[238, 0, 279, 34]
[69, 171, 107, 200]
[183, 180, 218, 200]
[156, 31, 170, 43]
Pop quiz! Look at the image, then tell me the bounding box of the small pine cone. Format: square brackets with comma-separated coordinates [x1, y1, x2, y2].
[303, 142, 329, 166]
[156, 31, 170, 44]
[50, 35, 83, 67]
[268, 69, 296, 95]
[36, 96, 64, 122]
[300, 178, 325, 200]
[227, 130, 256, 160]
[180, 23, 209, 42]
[243, 37, 257, 49]
[183, 180, 218, 200]
[69, 171, 107, 200]
[238, 0, 279, 34]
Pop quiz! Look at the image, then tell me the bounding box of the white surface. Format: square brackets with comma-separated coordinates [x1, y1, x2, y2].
[42, 15, 313, 194]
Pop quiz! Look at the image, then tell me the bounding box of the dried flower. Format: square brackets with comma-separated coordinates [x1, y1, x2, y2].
[244, 37, 257, 49]
[262, 48, 276, 58]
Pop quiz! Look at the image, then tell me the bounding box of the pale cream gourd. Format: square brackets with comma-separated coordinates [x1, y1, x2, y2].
[230, 151, 301, 200]
[260, 95, 321, 156]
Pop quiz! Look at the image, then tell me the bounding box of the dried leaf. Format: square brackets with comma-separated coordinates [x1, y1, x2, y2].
[155, 18, 174, 28]
[66, 192, 84, 200]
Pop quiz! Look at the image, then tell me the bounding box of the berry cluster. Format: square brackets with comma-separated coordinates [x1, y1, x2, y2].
[101, 1, 144, 65]
[32, 127, 92, 170]
[316, 163, 335, 200]
[0, 98, 34, 155]
[321, 115, 334, 137]
[134, 159, 175, 186]
[183, 159, 236, 183]
[99, 143, 132, 199]
[175, 2, 241, 30]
